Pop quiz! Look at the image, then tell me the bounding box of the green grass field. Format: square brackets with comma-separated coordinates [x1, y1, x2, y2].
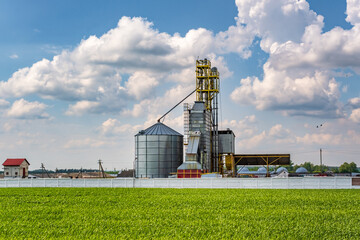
[0, 188, 359, 239]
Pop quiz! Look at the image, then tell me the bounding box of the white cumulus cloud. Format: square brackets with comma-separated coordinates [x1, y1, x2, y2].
[235, 0, 322, 52]
[0, 99, 10, 108]
[348, 97, 360, 109]
[125, 72, 159, 100]
[99, 118, 135, 136]
[0, 16, 243, 116]
[269, 124, 290, 138]
[231, 65, 342, 117]
[346, 0, 360, 25]
[230, 0, 360, 118]
[2, 1, 358, 121]
[349, 108, 360, 123]
[7, 99, 49, 119]
[296, 133, 342, 145]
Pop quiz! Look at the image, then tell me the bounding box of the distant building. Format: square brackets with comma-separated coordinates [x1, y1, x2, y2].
[117, 169, 135, 178]
[2, 158, 30, 178]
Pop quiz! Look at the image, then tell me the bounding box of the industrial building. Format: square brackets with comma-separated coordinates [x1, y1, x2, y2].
[134, 59, 290, 178]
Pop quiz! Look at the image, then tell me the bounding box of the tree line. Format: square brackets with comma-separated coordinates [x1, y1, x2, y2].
[287, 161, 358, 173]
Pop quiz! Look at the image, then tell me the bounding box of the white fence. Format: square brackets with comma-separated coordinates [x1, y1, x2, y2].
[0, 177, 358, 189]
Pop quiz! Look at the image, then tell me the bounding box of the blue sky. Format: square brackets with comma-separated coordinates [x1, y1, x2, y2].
[1, 0, 360, 170]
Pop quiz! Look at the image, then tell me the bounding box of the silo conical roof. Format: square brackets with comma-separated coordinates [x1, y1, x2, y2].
[135, 122, 182, 136]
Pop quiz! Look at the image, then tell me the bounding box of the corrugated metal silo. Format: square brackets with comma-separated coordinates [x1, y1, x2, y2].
[135, 122, 183, 178]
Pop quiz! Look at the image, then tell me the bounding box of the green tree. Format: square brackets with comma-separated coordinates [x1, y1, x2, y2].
[339, 162, 358, 173]
[300, 162, 315, 173]
[285, 160, 295, 172]
[350, 162, 358, 172]
[313, 164, 328, 173]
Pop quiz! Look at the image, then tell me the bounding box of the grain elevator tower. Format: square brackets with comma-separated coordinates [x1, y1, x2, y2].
[182, 59, 220, 173]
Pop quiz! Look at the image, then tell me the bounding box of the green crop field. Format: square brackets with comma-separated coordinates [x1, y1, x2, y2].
[0, 188, 359, 239]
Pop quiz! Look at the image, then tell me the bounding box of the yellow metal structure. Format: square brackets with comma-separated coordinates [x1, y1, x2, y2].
[225, 154, 234, 171]
[195, 59, 220, 172]
[218, 154, 235, 177]
[196, 59, 219, 110]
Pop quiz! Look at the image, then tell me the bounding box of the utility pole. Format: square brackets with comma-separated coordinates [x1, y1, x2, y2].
[76, 167, 83, 178]
[316, 123, 325, 174]
[98, 159, 105, 178]
[41, 163, 51, 178]
[41, 163, 44, 178]
[320, 148, 323, 173]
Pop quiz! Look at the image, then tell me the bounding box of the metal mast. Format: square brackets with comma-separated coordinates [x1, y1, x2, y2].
[195, 59, 220, 172]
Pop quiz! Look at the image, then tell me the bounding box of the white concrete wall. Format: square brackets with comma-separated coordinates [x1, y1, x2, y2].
[0, 177, 358, 189]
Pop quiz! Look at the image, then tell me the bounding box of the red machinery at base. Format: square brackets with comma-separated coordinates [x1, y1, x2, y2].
[177, 169, 209, 178]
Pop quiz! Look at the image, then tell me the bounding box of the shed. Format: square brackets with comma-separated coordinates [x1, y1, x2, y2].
[2, 158, 30, 178]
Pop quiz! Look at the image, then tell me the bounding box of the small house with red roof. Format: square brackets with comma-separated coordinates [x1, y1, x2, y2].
[2, 158, 30, 178]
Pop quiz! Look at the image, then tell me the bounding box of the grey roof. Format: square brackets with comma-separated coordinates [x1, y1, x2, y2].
[192, 101, 205, 111]
[276, 167, 288, 173]
[296, 167, 308, 173]
[135, 122, 183, 136]
[237, 167, 268, 175]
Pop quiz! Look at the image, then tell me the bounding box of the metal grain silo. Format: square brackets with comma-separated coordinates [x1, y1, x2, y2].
[135, 122, 183, 178]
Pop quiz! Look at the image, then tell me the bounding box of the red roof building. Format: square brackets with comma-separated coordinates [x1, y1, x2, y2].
[3, 158, 30, 166]
[2, 158, 30, 178]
